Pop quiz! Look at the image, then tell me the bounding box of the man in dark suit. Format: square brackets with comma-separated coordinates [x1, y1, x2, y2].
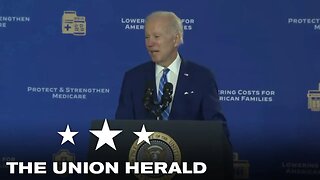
[114, 11, 233, 179]
[115, 11, 226, 122]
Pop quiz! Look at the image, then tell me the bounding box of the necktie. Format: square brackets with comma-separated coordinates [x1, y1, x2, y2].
[158, 68, 170, 120]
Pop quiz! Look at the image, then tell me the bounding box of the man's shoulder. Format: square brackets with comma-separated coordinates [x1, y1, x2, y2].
[183, 60, 213, 75]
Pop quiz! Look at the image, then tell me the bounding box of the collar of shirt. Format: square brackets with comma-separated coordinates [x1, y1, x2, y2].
[155, 53, 181, 79]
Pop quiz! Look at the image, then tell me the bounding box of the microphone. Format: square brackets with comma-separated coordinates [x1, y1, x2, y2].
[143, 81, 154, 111]
[160, 82, 173, 111]
[143, 81, 173, 120]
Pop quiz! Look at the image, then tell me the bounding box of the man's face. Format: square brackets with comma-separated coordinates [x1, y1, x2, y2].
[145, 16, 179, 67]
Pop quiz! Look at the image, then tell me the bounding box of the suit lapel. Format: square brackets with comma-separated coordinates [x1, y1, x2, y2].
[145, 61, 156, 83]
[144, 62, 158, 119]
[146, 62, 157, 101]
[170, 60, 189, 119]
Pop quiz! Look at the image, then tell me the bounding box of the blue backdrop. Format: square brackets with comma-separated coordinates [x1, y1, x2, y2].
[0, 0, 319, 179]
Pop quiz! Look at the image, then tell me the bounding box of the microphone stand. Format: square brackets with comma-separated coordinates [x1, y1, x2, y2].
[153, 103, 164, 120]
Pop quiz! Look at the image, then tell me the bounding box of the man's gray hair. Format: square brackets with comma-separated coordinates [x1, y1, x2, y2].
[145, 11, 184, 45]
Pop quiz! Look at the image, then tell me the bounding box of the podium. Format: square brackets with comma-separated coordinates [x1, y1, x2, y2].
[88, 120, 233, 179]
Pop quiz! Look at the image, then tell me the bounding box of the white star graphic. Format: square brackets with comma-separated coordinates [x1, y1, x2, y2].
[89, 119, 122, 151]
[134, 124, 154, 145]
[58, 124, 78, 145]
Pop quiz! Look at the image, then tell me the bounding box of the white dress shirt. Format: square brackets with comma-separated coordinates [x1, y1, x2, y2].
[155, 53, 181, 110]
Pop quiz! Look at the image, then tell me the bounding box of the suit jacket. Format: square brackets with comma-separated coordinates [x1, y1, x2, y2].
[115, 59, 226, 122]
